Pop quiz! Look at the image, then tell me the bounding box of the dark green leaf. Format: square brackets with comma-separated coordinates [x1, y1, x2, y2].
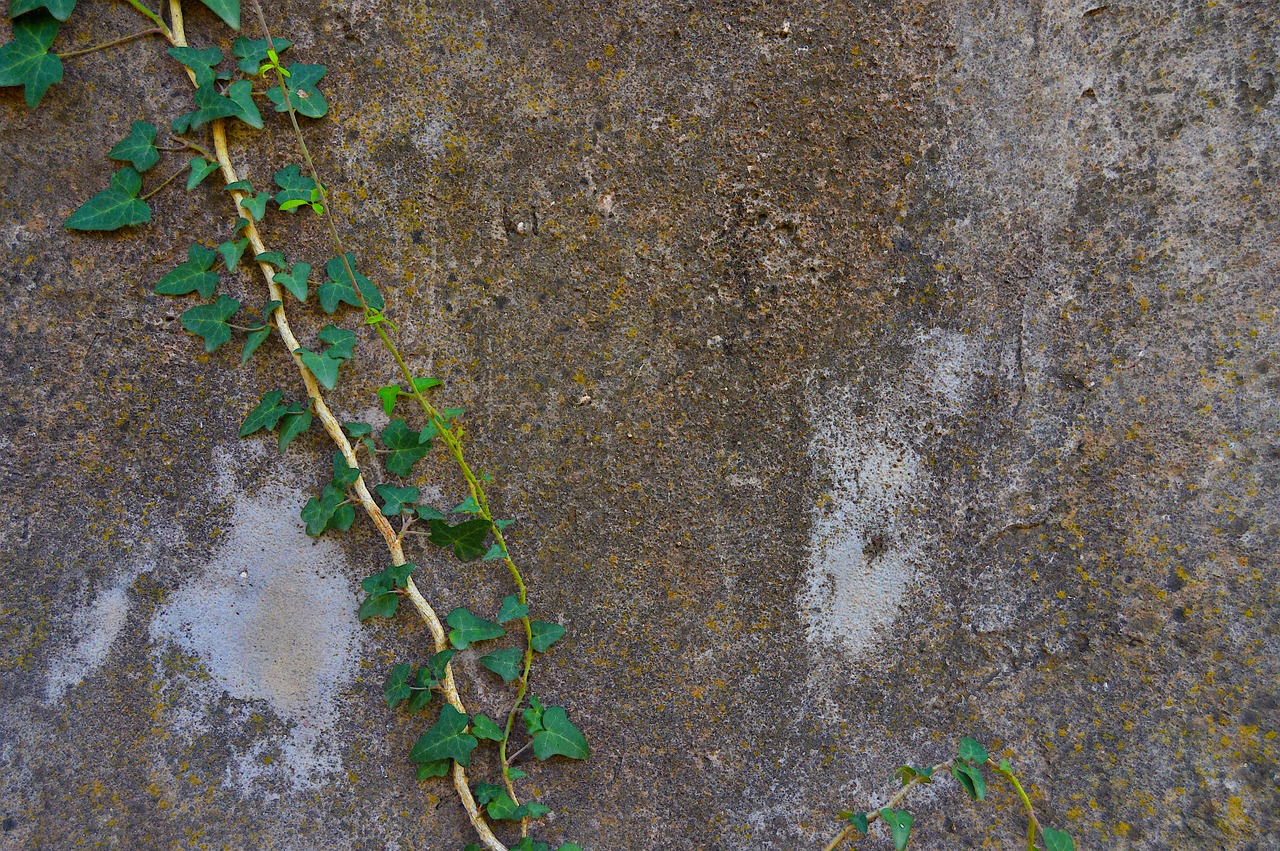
[381, 418, 431, 477]
[265, 62, 328, 118]
[357, 591, 397, 621]
[172, 81, 258, 133]
[384, 663, 411, 709]
[473, 782, 504, 807]
[9, 0, 76, 22]
[195, 0, 239, 31]
[154, 244, 220, 298]
[429, 518, 492, 562]
[274, 262, 310, 302]
[232, 35, 291, 74]
[957, 737, 989, 766]
[375, 484, 419, 516]
[880, 809, 913, 851]
[318, 324, 356, 360]
[301, 482, 348, 537]
[108, 120, 159, 172]
[296, 346, 341, 390]
[331, 450, 359, 486]
[451, 495, 481, 514]
[480, 647, 522, 683]
[496, 594, 527, 624]
[894, 765, 934, 786]
[239, 190, 270, 221]
[950, 763, 987, 801]
[166, 46, 223, 88]
[556, 845, 583, 851]
[427, 649, 454, 682]
[233, 216, 250, 234]
[841, 811, 869, 835]
[277, 403, 311, 451]
[224, 179, 253, 193]
[505, 767, 526, 780]
[273, 164, 316, 208]
[532, 705, 589, 761]
[530, 620, 565, 653]
[415, 759, 450, 780]
[415, 505, 446, 521]
[522, 695, 544, 735]
[186, 157, 220, 190]
[470, 713, 503, 741]
[180, 295, 239, 352]
[254, 250, 286, 269]
[0, 11, 62, 108]
[65, 167, 149, 230]
[319, 253, 384, 314]
[217, 237, 248, 270]
[446, 607, 504, 650]
[239, 390, 286, 437]
[242, 327, 270, 363]
[408, 705, 478, 767]
[1041, 828, 1075, 851]
[406, 667, 434, 713]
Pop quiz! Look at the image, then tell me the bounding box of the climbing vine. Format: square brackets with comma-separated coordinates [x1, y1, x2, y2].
[2, 2, 1075, 850]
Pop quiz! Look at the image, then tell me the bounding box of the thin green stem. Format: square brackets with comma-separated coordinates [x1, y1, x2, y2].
[57, 28, 163, 59]
[139, 163, 187, 200]
[119, 0, 173, 41]
[989, 758, 1043, 851]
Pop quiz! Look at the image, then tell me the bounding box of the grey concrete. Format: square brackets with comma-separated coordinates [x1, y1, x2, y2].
[1, 0, 1277, 849]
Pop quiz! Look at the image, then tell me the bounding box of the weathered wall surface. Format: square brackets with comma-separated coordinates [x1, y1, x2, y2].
[1, 0, 1276, 849]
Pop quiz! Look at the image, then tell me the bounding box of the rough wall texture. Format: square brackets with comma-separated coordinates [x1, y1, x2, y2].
[1, 0, 1277, 849]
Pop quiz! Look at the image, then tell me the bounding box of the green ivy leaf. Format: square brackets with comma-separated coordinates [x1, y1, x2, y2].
[319, 253, 384, 313]
[318, 324, 356, 360]
[451, 495, 481, 514]
[217, 237, 248, 270]
[265, 62, 328, 118]
[225, 179, 253, 193]
[301, 482, 353, 537]
[273, 164, 317, 209]
[950, 763, 987, 801]
[9, 0, 76, 22]
[381, 418, 431, 477]
[429, 518, 492, 562]
[253, 250, 286, 269]
[296, 346, 341, 390]
[480, 647, 522, 683]
[445, 607, 505, 650]
[344, 421, 371, 437]
[376, 384, 400, 416]
[239, 390, 286, 437]
[384, 663, 411, 709]
[555, 845, 582, 851]
[276, 402, 311, 451]
[880, 808, 913, 851]
[166, 46, 223, 88]
[242, 327, 270, 364]
[172, 80, 260, 133]
[494, 518, 516, 531]
[154, 244, 219, 298]
[65, 166, 149, 231]
[195, 0, 239, 30]
[415, 759, 450, 780]
[405, 666, 434, 713]
[375, 484, 419, 516]
[427, 649, 454, 682]
[409, 705, 478, 767]
[186, 157, 220, 190]
[496, 594, 527, 624]
[0, 11, 62, 108]
[841, 811, 869, 835]
[505, 767, 527, 781]
[274, 262, 310, 302]
[482, 542, 508, 562]
[894, 765, 934, 786]
[957, 737, 989, 766]
[108, 120, 159, 172]
[180, 295, 239, 352]
[530, 620, 565, 653]
[361, 564, 414, 598]
[232, 35, 291, 74]
[532, 705, 589, 761]
[239, 190, 270, 221]
[330, 450, 359, 486]
[522, 695, 544, 735]
[1041, 828, 1075, 851]
[470, 713, 503, 741]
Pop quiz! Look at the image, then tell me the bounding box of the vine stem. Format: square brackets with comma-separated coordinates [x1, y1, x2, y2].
[57, 28, 164, 59]
[821, 761, 953, 851]
[120, 0, 172, 40]
[165, 2, 504, 849]
[245, 0, 538, 837]
[989, 758, 1044, 851]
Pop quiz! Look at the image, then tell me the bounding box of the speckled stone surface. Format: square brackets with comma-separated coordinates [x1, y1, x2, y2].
[1, 1, 1277, 849]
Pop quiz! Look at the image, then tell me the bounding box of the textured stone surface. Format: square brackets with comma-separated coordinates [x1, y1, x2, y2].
[1, 0, 1277, 849]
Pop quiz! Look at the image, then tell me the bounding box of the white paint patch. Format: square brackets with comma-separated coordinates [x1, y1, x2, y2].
[800, 330, 978, 658]
[44, 561, 150, 702]
[150, 476, 363, 792]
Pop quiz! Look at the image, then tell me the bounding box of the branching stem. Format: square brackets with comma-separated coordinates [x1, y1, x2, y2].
[139, 163, 187, 200]
[57, 28, 164, 59]
[120, 0, 173, 41]
[822, 761, 952, 851]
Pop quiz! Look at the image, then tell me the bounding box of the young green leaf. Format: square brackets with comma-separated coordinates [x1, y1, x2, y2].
[108, 120, 159, 172]
[265, 62, 328, 118]
[242, 327, 270, 364]
[65, 167, 150, 231]
[482, 542, 508, 562]
[239, 190, 270, 221]
[273, 164, 317, 209]
[530, 620, 566, 653]
[950, 763, 987, 801]
[480, 647, 523, 683]
[384, 663, 412, 709]
[318, 324, 356, 360]
[9, 0, 76, 22]
[894, 765, 934, 786]
[296, 346, 341, 390]
[217, 237, 248, 270]
[186, 157, 220, 190]
[239, 390, 286, 437]
[451, 495, 481, 514]
[273, 262, 310, 302]
[154, 244, 220, 298]
[531, 705, 589, 761]
[496, 594, 527, 624]
[428, 518, 492, 562]
[957, 737, 989, 766]
[523, 695, 544, 735]
[445, 607, 505, 650]
[375, 484, 419, 516]
[180, 295, 240, 352]
[1041, 828, 1075, 851]
[195, 0, 240, 31]
[504, 767, 527, 781]
[415, 759, 450, 780]
[381, 418, 431, 477]
[494, 518, 516, 531]
[880, 808, 913, 851]
[408, 705, 478, 767]
[470, 714, 503, 742]
[276, 402, 311, 451]
[0, 11, 62, 108]
[376, 384, 400, 416]
[841, 811, 869, 835]
[232, 35, 291, 74]
[166, 46, 223, 88]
